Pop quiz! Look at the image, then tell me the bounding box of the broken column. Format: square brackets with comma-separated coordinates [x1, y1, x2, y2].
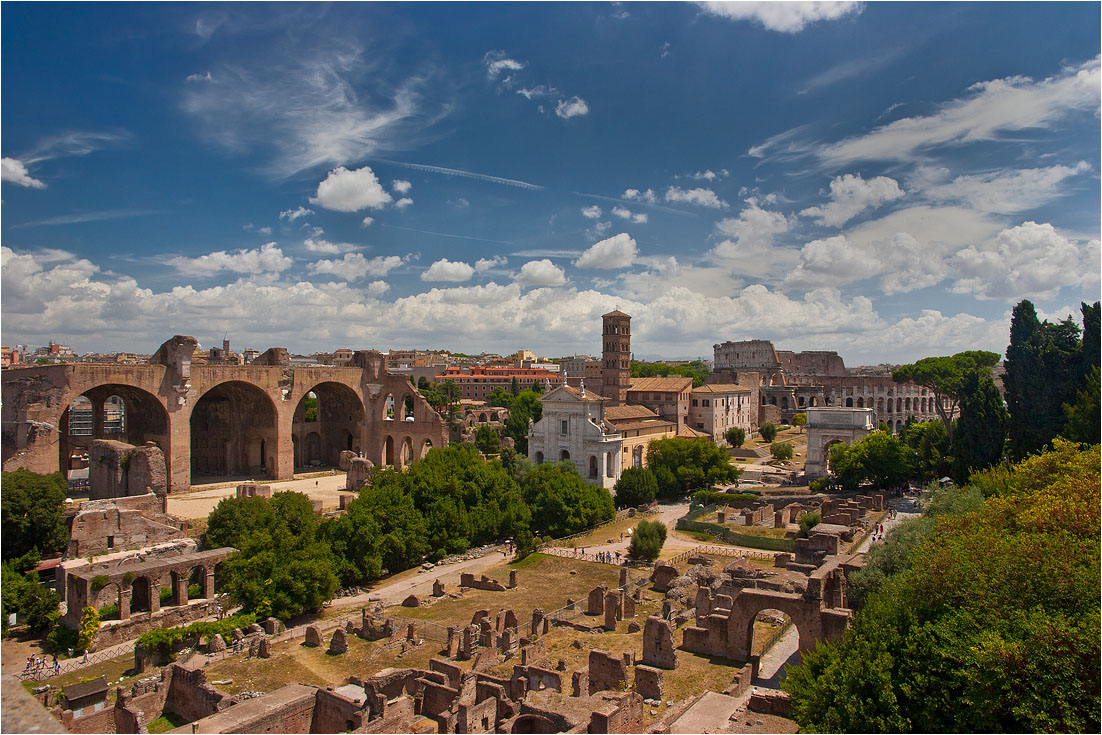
[642, 616, 678, 669]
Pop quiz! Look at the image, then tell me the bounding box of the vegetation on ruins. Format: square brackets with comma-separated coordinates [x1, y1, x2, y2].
[770, 442, 793, 461]
[646, 437, 740, 500]
[891, 350, 1001, 441]
[724, 426, 746, 448]
[758, 422, 778, 442]
[1005, 300, 1100, 458]
[796, 511, 820, 539]
[136, 612, 256, 659]
[785, 440, 1101, 733]
[473, 425, 500, 455]
[488, 386, 544, 454]
[791, 412, 807, 432]
[612, 467, 658, 509]
[1, 469, 70, 559]
[828, 431, 910, 491]
[76, 607, 100, 653]
[627, 519, 667, 561]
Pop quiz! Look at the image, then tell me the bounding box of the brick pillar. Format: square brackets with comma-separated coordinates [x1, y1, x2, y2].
[119, 588, 131, 621]
[167, 406, 191, 493]
[90, 396, 106, 438]
[148, 578, 161, 614]
[172, 574, 188, 606]
[203, 569, 215, 599]
[274, 403, 294, 481]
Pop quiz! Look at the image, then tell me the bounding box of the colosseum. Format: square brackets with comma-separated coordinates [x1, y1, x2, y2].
[712, 339, 947, 432]
[1, 336, 447, 493]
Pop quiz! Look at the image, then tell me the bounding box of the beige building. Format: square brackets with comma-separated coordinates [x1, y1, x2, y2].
[689, 383, 754, 444]
[624, 376, 693, 430]
[604, 404, 678, 470]
[528, 383, 622, 489]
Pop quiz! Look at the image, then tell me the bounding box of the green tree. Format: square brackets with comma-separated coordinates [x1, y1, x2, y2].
[630, 360, 712, 387]
[417, 376, 430, 391]
[900, 420, 952, 481]
[474, 426, 500, 455]
[211, 492, 339, 620]
[76, 607, 100, 653]
[646, 437, 740, 500]
[791, 413, 807, 433]
[724, 426, 746, 448]
[770, 442, 793, 461]
[1063, 365, 1100, 444]
[510, 376, 521, 396]
[521, 461, 614, 538]
[627, 520, 667, 561]
[796, 511, 820, 538]
[952, 371, 1008, 482]
[303, 392, 318, 422]
[892, 350, 1001, 441]
[613, 467, 658, 509]
[758, 422, 778, 442]
[503, 389, 543, 454]
[830, 432, 909, 491]
[1, 470, 69, 560]
[1004, 300, 1096, 458]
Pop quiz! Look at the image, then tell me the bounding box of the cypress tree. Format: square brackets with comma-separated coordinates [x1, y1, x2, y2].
[952, 372, 1008, 482]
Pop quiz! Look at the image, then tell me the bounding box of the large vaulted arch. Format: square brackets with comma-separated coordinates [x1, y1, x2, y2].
[190, 381, 277, 481]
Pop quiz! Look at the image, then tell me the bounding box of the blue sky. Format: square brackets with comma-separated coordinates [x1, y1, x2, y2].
[2, 1, 1099, 363]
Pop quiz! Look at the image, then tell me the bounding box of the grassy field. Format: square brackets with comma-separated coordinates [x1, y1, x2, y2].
[382, 553, 625, 625]
[21, 653, 140, 703]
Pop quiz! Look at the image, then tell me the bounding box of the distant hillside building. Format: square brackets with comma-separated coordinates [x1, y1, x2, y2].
[437, 365, 563, 401]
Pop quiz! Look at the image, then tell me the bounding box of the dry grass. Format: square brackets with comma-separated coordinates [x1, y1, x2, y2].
[545, 516, 650, 549]
[382, 554, 623, 625]
[23, 653, 141, 705]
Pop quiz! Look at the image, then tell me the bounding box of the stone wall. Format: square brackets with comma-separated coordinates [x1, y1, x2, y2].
[68, 493, 185, 557]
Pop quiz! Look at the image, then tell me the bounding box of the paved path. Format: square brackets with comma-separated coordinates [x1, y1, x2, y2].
[854, 494, 921, 554]
[755, 625, 801, 686]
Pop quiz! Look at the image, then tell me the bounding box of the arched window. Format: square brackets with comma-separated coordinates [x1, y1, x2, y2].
[560, 449, 570, 461]
[845, 397, 853, 407]
[588, 455, 598, 478]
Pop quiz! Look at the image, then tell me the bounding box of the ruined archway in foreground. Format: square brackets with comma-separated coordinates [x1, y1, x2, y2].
[190, 381, 277, 482]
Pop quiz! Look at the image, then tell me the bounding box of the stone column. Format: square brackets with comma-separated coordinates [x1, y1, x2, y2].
[203, 569, 216, 599]
[167, 403, 191, 494]
[274, 401, 295, 481]
[119, 587, 131, 621]
[148, 578, 161, 614]
[172, 574, 188, 606]
[90, 396, 106, 439]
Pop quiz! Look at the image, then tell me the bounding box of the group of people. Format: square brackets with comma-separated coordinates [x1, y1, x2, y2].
[571, 546, 623, 565]
[24, 655, 61, 676]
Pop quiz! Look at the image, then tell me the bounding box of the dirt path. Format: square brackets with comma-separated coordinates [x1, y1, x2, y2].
[167, 472, 350, 519]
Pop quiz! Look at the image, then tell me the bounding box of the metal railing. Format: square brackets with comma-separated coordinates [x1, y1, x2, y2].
[663, 544, 777, 569]
[16, 647, 131, 682]
[536, 508, 658, 551]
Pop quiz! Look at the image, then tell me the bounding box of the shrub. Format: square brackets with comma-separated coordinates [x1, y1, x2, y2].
[797, 512, 821, 539]
[725, 427, 746, 448]
[136, 612, 257, 658]
[628, 520, 667, 561]
[808, 478, 830, 493]
[759, 423, 778, 442]
[159, 586, 173, 604]
[90, 575, 109, 593]
[98, 603, 119, 619]
[76, 607, 100, 653]
[771, 442, 794, 461]
[46, 623, 78, 655]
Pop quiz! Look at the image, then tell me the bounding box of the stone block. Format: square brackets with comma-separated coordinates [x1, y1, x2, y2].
[207, 634, 226, 653]
[642, 616, 678, 669]
[402, 594, 420, 607]
[628, 621, 641, 633]
[329, 628, 348, 654]
[257, 637, 272, 658]
[634, 665, 664, 700]
[509, 570, 518, 588]
[587, 583, 608, 616]
[652, 564, 679, 593]
[304, 626, 322, 647]
[432, 579, 445, 597]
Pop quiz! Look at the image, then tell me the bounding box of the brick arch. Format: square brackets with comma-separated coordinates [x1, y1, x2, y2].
[290, 379, 365, 470]
[727, 590, 821, 660]
[190, 380, 278, 481]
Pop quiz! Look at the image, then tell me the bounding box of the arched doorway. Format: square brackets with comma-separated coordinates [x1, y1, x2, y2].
[383, 435, 395, 466]
[130, 576, 153, 613]
[59, 385, 171, 486]
[512, 715, 557, 734]
[190, 381, 277, 481]
[292, 383, 365, 470]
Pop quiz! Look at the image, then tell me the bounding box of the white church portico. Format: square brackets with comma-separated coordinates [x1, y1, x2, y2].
[528, 382, 623, 490]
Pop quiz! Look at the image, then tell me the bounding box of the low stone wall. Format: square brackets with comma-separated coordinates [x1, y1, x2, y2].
[93, 599, 220, 650]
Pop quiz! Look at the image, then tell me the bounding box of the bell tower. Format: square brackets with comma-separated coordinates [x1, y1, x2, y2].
[600, 310, 631, 405]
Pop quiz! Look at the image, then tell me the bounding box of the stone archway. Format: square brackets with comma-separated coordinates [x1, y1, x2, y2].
[292, 382, 365, 470]
[190, 381, 277, 481]
[803, 408, 874, 479]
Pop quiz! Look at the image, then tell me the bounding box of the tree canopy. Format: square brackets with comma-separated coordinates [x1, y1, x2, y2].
[646, 437, 740, 500]
[829, 431, 910, 491]
[1, 469, 70, 560]
[630, 360, 712, 387]
[627, 520, 667, 561]
[785, 440, 1100, 733]
[892, 350, 1000, 440]
[951, 371, 1008, 482]
[613, 467, 658, 509]
[520, 461, 614, 538]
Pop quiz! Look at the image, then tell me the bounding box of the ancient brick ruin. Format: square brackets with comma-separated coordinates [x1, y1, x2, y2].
[2, 335, 448, 492]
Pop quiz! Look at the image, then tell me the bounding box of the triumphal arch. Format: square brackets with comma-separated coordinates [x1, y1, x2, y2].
[803, 407, 876, 478]
[2, 336, 448, 493]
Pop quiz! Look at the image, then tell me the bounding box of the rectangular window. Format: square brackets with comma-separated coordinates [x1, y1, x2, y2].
[703, 399, 710, 407]
[107, 536, 115, 549]
[692, 399, 698, 406]
[561, 420, 569, 435]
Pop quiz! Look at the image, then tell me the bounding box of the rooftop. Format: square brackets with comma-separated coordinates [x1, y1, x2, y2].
[628, 376, 693, 393]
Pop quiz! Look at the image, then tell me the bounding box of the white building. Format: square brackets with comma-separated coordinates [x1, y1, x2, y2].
[527, 383, 623, 490]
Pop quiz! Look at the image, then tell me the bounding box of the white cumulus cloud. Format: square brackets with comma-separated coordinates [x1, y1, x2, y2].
[697, 1, 863, 32]
[309, 253, 404, 281]
[515, 259, 567, 287]
[1, 158, 46, 189]
[581, 205, 603, 219]
[475, 256, 507, 273]
[422, 258, 475, 282]
[391, 179, 412, 194]
[166, 243, 293, 277]
[665, 186, 728, 208]
[950, 221, 1089, 301]
[361, 217, 374, 227]
[801, 173, 905, 227]
[484, 51, 526, 80]
[310, 165, 393, 212]
[366, 280, 390, 298]
[555, 96, 590, 119]
[303, 238, 357, 255]
[279, 206, 314, 221]
[575, 233, 639, 269]
[394, 197, 413, 209]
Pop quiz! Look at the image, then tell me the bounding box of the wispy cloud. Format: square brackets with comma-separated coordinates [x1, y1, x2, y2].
[181, 41, 450, 177]
[380, 223, 515, 245]
[573, 191, 697, 217]
[18, 209, 161, 227]
[797, 48, 907, 94]
[19, 130, 131, 164]
[375, 159, 543, 190]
